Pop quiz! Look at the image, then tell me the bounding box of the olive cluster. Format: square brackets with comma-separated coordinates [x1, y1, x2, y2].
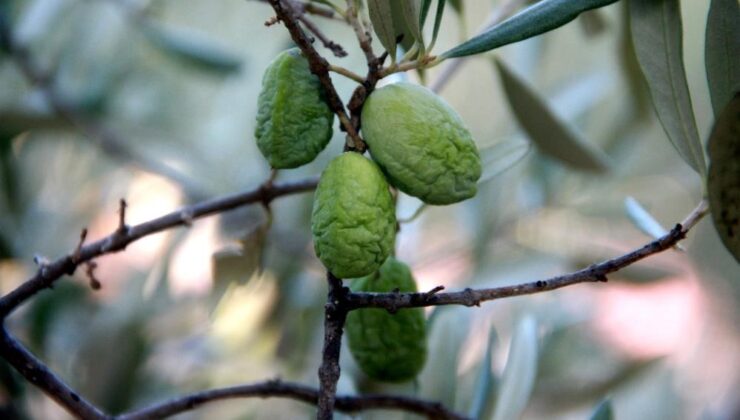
[255, 49, 481, 382]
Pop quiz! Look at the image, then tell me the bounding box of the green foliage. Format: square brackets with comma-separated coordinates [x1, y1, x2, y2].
[141, 22, 243, 75]
[705, 0, 740, 116]
[442, 0, 619, 58]
[311, 153, 396, 278]
[345, 257, 427, 382]
[362, 82, 482, 204]
[0, 0, 737, 418]
[629, 0, 707, 177]
[367, 0, 398, 59]
[255, 49, 334, 169]
[707, 94, 740, 261]
[494, 58, 611, 172]
[491, 316, 538, 420]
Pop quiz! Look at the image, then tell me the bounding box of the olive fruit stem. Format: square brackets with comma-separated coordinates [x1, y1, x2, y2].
[328, 64, 365, 83]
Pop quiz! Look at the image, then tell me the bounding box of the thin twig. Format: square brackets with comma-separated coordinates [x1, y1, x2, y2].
[329, 64, 365, 83]
[297, 13, 348, 57]
[316, 272, 349, 419]
[347, 201, 708, 310]
[0, 177, 318, 318]
[342, 0, 383, 152]
[255, 0, 342, 19]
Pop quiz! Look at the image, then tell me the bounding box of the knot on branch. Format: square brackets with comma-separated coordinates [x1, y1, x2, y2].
[462, 288, 480, 307]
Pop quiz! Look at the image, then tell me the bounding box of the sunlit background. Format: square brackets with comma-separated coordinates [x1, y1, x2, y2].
[0, 0, 738, 419]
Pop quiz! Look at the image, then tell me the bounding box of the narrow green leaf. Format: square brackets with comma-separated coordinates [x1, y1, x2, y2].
[705, 0, 740, 115]
[431, 0, 447, 47]
[492, 316, 539, 420]
[441, 0, 619, 58]
[624, 196, 669, 240]
[707, 93, 740, 262]
[420, 0, 433, 28]
[402, 0, 424, 48]
[469, 325, 498, 419]
[419, 308, 470, 407]
[368, 0, 398, 58]
[629, 0, 706, 177]
[448, 0, 462, 15]
[389, 0, 422, 52]
[142, 23, 242, 74]
[494, 59, 611, 172]
[589, 399, 615, 420]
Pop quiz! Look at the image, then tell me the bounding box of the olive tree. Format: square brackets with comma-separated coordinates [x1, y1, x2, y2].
[0, 0, 737, 419]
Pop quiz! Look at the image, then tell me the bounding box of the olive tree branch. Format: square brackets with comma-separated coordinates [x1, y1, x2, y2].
[0, 325, 467, 420]
[0, 17, 208, 200]
[0, 177, 318, 319]
[266, 0, 362, 148]
[316, 272, 350, 419]
[346, 200, 709, 310]
[117, 377, 468, 420]
[293, 8, 348, 57]
[0, 326, 109, 420]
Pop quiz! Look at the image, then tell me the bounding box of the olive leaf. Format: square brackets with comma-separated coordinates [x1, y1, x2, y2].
[493, 58, 611, 172]
[707, 93, 740, 262]
[367, 0, 398, 59]
[441, 0, 619, 58]
[419, 308, 470, 407]
[448, 0, 462, 14]
[491, 316, 539, 420]
[431, 0, 446, 47]
[420, 0, 446, 48]
[390, 0, 423, 52]
[469, 324, 499, 419]
[141, 22, 242, 74]
[705, 0, 740, 116]
[401, 0, 424, 48]
[629, 0, 706, 177]
[589, 399, 615, 420]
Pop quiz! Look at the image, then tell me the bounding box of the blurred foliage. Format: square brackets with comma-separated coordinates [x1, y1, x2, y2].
[0, 0, 738, 419]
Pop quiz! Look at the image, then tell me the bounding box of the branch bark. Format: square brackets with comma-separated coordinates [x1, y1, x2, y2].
[347, 201, 708, 310]
[0, 325, 468, 420]
[316, 272, 349, 419]
[0, 177, 318, 318]
[0, 327, 108, 420]
[116, 378, 468, 420]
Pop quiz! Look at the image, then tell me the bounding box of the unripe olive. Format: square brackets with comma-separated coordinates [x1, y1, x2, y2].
[255, 48, 334, 169]
[361, 82, 482, 205]
[311, 153, 396, 278]
[346, 257, 427, 382]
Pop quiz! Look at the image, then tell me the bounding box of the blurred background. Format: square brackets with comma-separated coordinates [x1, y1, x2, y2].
[0, 0, 738, 419]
